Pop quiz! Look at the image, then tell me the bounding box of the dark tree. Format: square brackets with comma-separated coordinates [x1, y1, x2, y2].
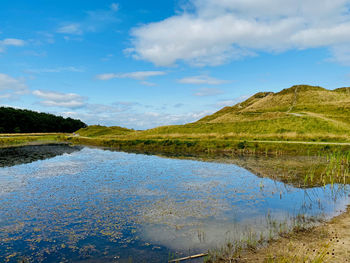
[0, 107, 87, 133]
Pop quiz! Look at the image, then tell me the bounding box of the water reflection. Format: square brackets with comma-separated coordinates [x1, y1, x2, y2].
[0, 144, 82, 167]
[0, 146, 349, 262]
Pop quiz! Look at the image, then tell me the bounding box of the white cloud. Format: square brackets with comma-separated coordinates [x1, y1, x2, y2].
[128, 0, 350, 66]
[57, 23, 83, 35]
[57, 5, 119, 36]
[178, 75, 227, 85]
[140, 81, 156, 86]
[95, 73, 116, 80]
[215, 99, 239, 107]
[110, 3, 120, 12]
[40, 100, 85, 108]
[329, 45, 350, 66]
[25, 66, 84, 74]
[101, 54, 114, 61]
[56, 99, 212, 129]
[33, 90, 87, 109]
[193, 87, 223, 96]
[1, 38, 25, 46]
[36, 32, 55, 44]
[0, 73, 28, 100]
[83, 101, 140, 115]
[174, 103, 184, 108]
[0, 38, 25, 53]
[62, 108, 213, 130]
[215, 95, 251, 107]
[96, 71, 166, 83]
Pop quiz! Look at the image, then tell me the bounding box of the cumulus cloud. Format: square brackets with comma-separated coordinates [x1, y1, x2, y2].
[178, 75, 227, 85]
[193, 87, 223, 96]
[128, 0, 350, 66]
[33, 90, 87, 108]
[0, 73, 28, 100]
[0, 38, 25, 53]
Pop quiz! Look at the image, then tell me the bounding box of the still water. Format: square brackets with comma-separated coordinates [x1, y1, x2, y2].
[0, 145, 349, 262]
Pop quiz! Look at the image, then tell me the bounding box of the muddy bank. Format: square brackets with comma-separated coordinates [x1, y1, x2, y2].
[239, 206, 350, 262]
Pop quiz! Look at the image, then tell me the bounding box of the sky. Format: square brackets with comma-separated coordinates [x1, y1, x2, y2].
[1, 0, 350, 129]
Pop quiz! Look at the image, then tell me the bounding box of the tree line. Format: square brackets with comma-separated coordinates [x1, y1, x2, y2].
[0, 107, 87, 133]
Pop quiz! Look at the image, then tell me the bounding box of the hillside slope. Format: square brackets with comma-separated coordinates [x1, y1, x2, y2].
[139, 85, 350, 141]
[198, 85, 350, 124]
[76, 125, 134, 137]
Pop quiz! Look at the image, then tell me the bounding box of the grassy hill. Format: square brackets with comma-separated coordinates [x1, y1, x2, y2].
[73, 85, 350, 143]
[76, 125, 134, 137]
[138, 85, 350, 142]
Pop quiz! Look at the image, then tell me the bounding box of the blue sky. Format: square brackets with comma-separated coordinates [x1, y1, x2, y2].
[1, 0, 350, 129]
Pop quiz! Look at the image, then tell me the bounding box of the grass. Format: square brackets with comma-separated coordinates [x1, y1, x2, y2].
[204, 234, 330, 263]
[205, 216, 333, 263]
[66, 135, 350, 157]
[263, 245, 330, 263]
[74, 125, 133, 137]
[0, 134, 67, 148]
[300, 151, 350, 187]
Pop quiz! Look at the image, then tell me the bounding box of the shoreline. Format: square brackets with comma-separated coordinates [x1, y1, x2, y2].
[65, 135, 350, 157]
[239, 205, 350, 262]
[2, 133, 350, 156]
[0, 140, 69, 148]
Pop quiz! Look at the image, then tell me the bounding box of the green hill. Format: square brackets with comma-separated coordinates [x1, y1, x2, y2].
[76, 125, 133, 137]
[138, 85, 350, 142]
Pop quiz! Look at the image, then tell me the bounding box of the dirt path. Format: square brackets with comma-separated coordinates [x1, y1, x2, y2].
[242, 206, 350, 262]
[287, 86, 299, 113]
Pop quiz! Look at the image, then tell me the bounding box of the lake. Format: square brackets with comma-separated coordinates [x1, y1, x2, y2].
[0, 145, 349, 262]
